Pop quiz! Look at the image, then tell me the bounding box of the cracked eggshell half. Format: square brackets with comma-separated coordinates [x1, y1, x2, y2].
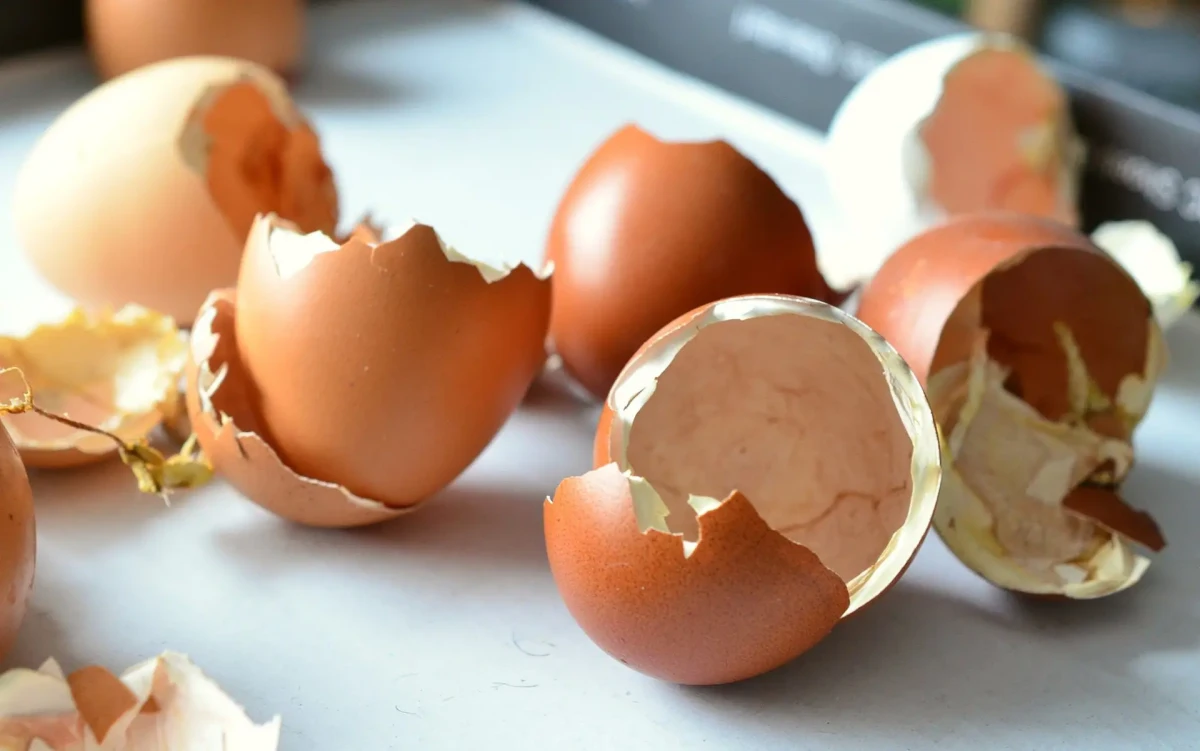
[0, 411, 35, 664]
[546, 295, 941, 685]
[855, 212, 1166, 598]
[824, 33, 1083, 286]
[14, 56, 337, 325]
[186, 214, 552, 526]
[0, 652, 280, 749]
[546, 124, 842, 402]
[0, 306, 187, 469]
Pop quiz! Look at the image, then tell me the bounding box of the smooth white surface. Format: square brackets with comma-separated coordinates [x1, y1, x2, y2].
[0, 2, 1197, 749]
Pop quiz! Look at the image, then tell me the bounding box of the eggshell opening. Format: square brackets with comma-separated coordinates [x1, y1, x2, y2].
[0, 652, 281, 748]
[0, 307, 187, 469]
[546, 296, 942, 685]
[546, 124, 840, 402]
[184, 78, 338, 244]
[857, 214, 1165, 598]
[0, 423, 35, 664]
[185, 288, 410, 528]
[230, 214, 551, 509]
[915, 44, 1080, 225]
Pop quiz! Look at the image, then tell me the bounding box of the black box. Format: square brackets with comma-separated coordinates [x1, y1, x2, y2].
[524, 0, 1200, 273]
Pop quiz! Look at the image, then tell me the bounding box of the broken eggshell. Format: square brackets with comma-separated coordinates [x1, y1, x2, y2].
[14, 56, 338, 325]
[0, 652, 280, 749]
[1091, 220, 1198, 329]
[0, 407, 35, 664]
[546, 295, 941, 685]
[545, 124, 842, 402]
[825, 33, 1083, 286]
[185, 214, 552, 526]
[855, 212, 1166, 598]
[0, 306, 187, 469]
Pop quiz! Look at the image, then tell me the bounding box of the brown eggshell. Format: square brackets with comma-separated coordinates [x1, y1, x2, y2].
[0, 422, 35, 663]
[233, 214, 552, 508]
[545, 124, 841, 400]
[186, 289, 408, 527]
[546, 465, 848, 686]
[14, 57, 337, 325]
[86, 0, 304, 81]
[855, 212, 1151, 421]
[548, 294, 942, 684]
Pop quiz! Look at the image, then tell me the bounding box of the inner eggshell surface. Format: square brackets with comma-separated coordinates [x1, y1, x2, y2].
[624, 314, 913, 582]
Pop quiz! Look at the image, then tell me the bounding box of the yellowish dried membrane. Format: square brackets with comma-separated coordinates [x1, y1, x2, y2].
[930, 332, 1152, 598]
[0, 652, 280, 750]
[1091, 220, 1199, 330]
[0, 306, 187, 457]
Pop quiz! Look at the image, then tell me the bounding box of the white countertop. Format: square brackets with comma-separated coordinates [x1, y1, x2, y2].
[1, 2, 1197, 749]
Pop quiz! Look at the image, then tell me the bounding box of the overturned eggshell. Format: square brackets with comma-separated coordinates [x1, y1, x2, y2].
[825, 33, 1083, 286]
[186, 289, 407, 527]
[0, 306, 187, 469]
[15, 56, 338, 324]
[546, 124, 841, 401]
[1091, 220, 1198, 329]
[546, 295, 941, 685]
[0, 408, 35, 664]
[0, 652, 280, 749]
[856, 212, 1165, 598]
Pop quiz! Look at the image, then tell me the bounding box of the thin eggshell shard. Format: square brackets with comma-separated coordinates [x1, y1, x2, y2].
[233, 214, 551, 508]
[546, 123, 840, 401]
[825, 33, 1082, 286]
[0, 652, 281, 750]
[0, 306, 187, 469]
[548, 295, 942, 685]
[0, 420, 35, 664]
[185, 289, 408, 527]
[1091, 220, 1199, 329]
[14, 56, 337, 324]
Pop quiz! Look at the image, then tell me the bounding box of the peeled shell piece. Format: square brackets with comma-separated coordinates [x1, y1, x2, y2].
[0, 652, 280, 749]
[0, 306, 187, 469]
[1091, 220, 1198, 329]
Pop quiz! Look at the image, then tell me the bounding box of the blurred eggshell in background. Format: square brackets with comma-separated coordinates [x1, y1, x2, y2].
[546, 295, 941, 685]
[0, 306, 187, 469]
[855, 212, 1164, 599]
[86, 0, 304, 81]
[824, 33, 1083, 286]
[1091, 220, 1199, 329]
[0, 378, 35, 664]
[222, 214, 551, 517]
[14, 56, 338, 325]
[545, 124, 841, 401]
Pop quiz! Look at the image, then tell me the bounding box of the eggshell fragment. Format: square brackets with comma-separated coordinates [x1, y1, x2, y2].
[856, 212, 1165, 598]
[825, 33, 1083, 285]
[0, 306, 187, 469]
[1091, 220, 1198, 329]
[15, 57, 338, 324]
[86, 0, 304, 81]
[186, 289, 407, 527]
[0, 407, 34, 664]
[187, 214, 552, 525]
[546, 124, 841, 401]
[546, 295, 942, 685]
[0, 652, 280, 749]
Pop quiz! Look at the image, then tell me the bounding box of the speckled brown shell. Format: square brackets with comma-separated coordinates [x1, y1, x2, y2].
[545, 464, 848, 686]
[0, 423, 35, 661]
[546, 124, 839, 401]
